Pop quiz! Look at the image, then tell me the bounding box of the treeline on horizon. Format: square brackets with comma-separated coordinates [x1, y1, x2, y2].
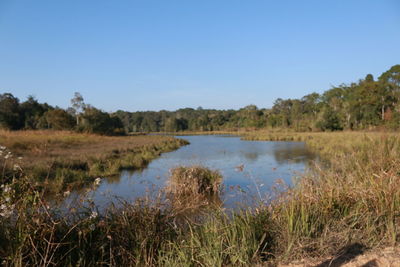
[0, 92, 124, 135]
[1, 64, 399, 134]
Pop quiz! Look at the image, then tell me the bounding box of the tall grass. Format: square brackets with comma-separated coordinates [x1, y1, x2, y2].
[1, 131, 400, 266]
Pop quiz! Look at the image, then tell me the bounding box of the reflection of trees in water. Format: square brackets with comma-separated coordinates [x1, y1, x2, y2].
[273, 145, 316, 165]
[104, 174, 122, 184]
[243, 152, 259, 162]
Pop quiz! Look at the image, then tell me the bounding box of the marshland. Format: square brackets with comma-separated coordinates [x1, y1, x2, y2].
[2, 66, 400, 265]
[2, 1, 400, 266]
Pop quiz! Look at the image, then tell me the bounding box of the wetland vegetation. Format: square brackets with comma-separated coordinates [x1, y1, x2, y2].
[1, 64, 400, 266]
[1, 131, 400, 266]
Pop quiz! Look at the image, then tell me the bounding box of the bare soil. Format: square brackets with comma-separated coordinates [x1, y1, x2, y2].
[276, 247, 400, 267]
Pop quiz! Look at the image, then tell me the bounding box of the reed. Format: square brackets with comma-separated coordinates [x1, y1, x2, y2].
[1, 131, 400, 266]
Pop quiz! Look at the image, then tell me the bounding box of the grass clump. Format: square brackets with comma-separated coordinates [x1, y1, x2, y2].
[166, 166, 223, 211]
[168, 166, 222, 196]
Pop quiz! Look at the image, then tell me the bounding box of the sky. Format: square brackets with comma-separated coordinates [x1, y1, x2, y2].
[0, 0, 400, 112]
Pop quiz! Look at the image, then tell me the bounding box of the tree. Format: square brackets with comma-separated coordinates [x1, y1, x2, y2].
[80, 106, 124, 135]
[317, 107, 343, 131]
[39, 109, 75, 130]
[70, 92, 85, 126]
[20, 96, 49, 129]
[0, 93, 22, 130]
[379, 64, 400, 115]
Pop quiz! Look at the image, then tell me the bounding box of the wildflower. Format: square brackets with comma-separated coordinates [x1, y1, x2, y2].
[89, 224, 95, 231]
[13, 164, 21, 171]
[4, 153, 11, 159]
[0, 146, 6, 150]
[63, 190, 70, 197]
[89, 211, 98, 219]
[0, 203, 14, 218]
[17, 157, 23, 160]
[3, 185, 11, 193]
[5, 197, 10, 202]
[94, 177, 101, 186]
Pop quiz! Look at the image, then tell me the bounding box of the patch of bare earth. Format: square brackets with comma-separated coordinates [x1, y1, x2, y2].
[275, 247, 400, 267]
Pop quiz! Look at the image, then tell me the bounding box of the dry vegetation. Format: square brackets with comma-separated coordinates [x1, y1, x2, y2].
[1, 130, 400, 266]
[0, 130, 188, 193]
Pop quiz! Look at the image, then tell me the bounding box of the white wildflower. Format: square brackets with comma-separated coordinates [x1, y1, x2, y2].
[5, 197, 10, 202]
[94, 177, 101, 186]
[0, 146, 6, 150]
[89, 211, 98, 219]
[13, 164, 21, 171]
[89, 224, 95, 231]
[63, 190, 70, 197]
[0, 203, 14, 218]
[4, 154, 11, 159]
[17, 157, 23, 160]
[3, 185, 11, 193]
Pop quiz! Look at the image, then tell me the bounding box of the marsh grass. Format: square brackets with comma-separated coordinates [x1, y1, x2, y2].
[167, 166, 222, 196]
[0, 130, 188, 193]
[1, 131, 400, 266]
[241, 131, 400, 262]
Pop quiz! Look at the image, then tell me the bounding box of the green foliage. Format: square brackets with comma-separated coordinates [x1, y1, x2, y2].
[0, 93, 23, 130]
[39, 109, 75, 130]
[80, 106, 125, 135]
[317, 108, 343, 131]
[2, 64, 400, 133]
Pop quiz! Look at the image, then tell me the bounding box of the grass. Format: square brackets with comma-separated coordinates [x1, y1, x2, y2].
[166, 166, 223, 213]
[242, 131, 400, 261]
[1, 130, 400, 266]
[0, 130, 188, 193]
[168, 166, 222, 196]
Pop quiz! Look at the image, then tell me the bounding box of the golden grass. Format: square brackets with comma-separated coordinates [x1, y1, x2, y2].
[2, 130, 400, 265]
[0, 130, 178, 167]
[0, 130, 188, 192]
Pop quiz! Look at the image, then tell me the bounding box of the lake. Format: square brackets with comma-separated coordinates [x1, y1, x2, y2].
[64, 135, 315, 210]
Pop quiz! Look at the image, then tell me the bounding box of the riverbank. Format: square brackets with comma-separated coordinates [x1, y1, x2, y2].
[0, 130, 188, 194]
[1, 130, 399, 265]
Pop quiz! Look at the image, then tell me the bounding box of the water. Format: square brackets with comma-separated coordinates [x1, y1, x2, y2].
[65, 135, 315, 210]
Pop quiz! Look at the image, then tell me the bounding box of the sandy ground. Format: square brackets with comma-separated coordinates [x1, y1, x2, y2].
[276, 247, 400, 267]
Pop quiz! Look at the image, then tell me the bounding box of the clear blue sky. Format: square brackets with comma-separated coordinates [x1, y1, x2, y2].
[0, 0, 399, 112]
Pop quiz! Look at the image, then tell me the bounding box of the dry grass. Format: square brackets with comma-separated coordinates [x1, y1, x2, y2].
[166, 166, 223, 212]
[1, 130, 400, 266]
[0, 130, 181, 168]
[167, 166, 222, 196]
[0, 130, 188, 193]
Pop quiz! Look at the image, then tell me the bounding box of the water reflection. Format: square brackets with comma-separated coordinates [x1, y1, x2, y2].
[63, 135, 315, 210]
[272, 143, 316, 165]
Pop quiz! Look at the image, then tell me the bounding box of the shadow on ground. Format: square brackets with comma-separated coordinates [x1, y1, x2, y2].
[314, 243, 367, 267]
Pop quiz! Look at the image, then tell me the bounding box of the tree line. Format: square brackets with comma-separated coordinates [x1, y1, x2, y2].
[1, 64, 399, 134]
[115, 64, 400, 132]
[0, 92, 124, 135]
